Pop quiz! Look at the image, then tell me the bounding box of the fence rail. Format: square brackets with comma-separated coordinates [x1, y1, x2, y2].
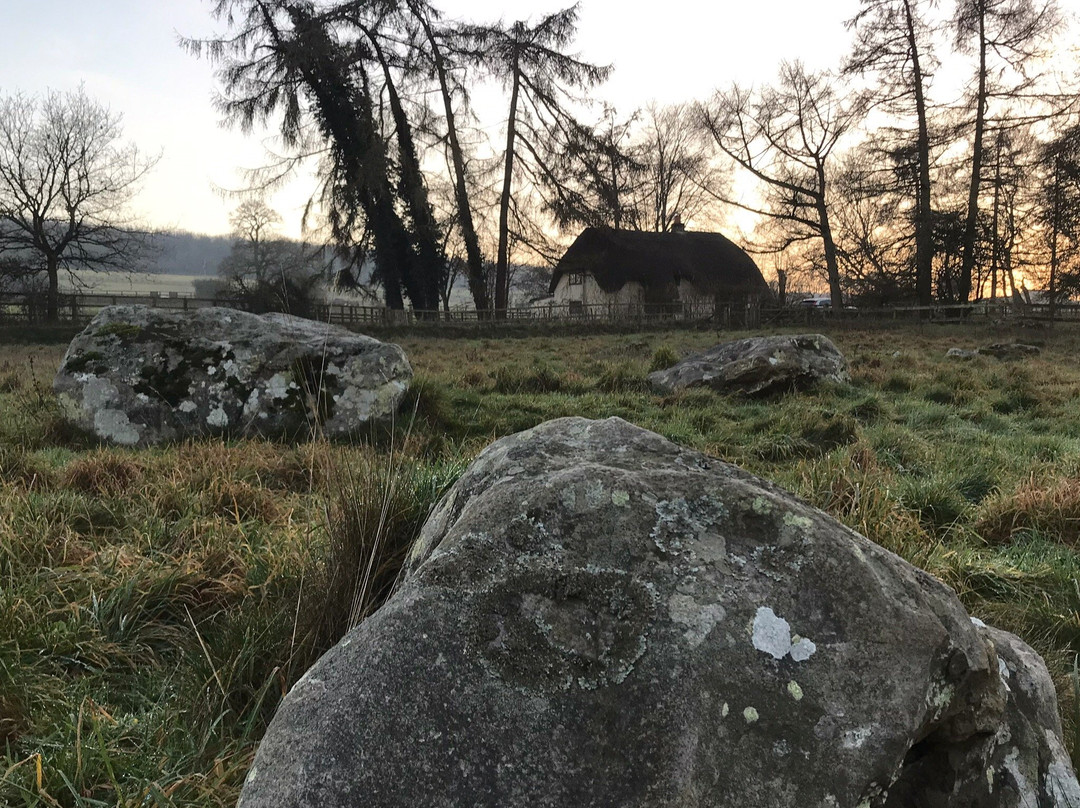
[1, 290, 1075, 331]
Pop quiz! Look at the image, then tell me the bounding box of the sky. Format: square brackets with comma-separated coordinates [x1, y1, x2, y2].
[0, 0, 1013, 240]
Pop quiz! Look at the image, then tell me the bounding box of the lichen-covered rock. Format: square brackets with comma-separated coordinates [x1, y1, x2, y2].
[887, 619, 1080, 807]
[648, 333, 849, 395]
[240, 417, 1079, 808]
[54, 305, 411, 445]
[947, 347, 979, 360]
[979, 343, 1041, 360]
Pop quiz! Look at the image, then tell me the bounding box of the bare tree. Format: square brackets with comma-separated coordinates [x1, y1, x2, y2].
[540, 105, 644, 232]
[952, 0, 1060, 301]
[404, 0, 491, 314]
[219, 198, 327, 316]
[845, 0, 938, 305]
[636, 103, 725, 233]
[0, 87, 156, 320]
[829, 148, 915, 303]
[1035, 123, 1080, 313]
[541, 101, 726, 235]
[699, 62, 864, 307]
[457, 3, 610, 315]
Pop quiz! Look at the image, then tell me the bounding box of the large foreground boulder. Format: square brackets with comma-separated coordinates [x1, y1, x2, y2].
[648, 333, 849, 395]
[241, 417, 1079, 808]
[54, 305, 411, 445]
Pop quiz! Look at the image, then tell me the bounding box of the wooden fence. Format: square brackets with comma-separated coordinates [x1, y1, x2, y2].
[0, 289, 1073, 331]
[0, 291, 766, 329]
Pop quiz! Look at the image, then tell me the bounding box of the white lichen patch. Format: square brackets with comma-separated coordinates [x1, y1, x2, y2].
[751, 496, 773, 515]
[266, 372, 295, 400]
[743, 706, 759, 724]
[243, 389, 260, 417]
[1001, 749, 1033, 806]
[752, 607, 818, 662]
[668, 594, 726, 648]
[82, 376, 121, 410]
[611, 490, 630, 507]
[207, 407, 229, 428]
[721, 702, 729, 718]
[1044, 730, 1080, 804]
[997, 655, 1012, 692]
[790, 637, 817, 662]
[94, 408, 140, 445]
[752, 607, 791, 659]
[842, 726, 872, 749]
[787, 680, 804, 701]
[179, 400, 197, 413]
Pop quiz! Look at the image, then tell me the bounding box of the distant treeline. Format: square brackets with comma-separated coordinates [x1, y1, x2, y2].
[148, 231, 233, 277]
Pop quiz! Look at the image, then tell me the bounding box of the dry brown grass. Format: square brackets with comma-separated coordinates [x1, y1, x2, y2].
[977, 475, 1080, 545]
[60, 450, 145, 497]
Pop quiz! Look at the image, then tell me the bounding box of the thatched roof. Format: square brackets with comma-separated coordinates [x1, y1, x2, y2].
[549, 227, 772, 299]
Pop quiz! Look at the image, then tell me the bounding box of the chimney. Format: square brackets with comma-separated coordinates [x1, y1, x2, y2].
[670, 213, 686, 233]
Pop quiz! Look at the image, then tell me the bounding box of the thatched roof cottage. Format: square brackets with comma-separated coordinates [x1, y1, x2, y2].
[548, 225, 772, 316]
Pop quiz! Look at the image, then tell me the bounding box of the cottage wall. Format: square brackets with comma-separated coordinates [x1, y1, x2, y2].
[552, 273, 644, 310]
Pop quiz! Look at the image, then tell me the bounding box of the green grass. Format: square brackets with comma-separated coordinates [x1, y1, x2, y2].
[4, 323, 1080, 804]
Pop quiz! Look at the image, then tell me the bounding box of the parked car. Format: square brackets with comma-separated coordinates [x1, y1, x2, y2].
[798, 295, 832, 309]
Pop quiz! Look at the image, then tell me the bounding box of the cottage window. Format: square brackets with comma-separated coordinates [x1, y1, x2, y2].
[568, 272, 584, 286]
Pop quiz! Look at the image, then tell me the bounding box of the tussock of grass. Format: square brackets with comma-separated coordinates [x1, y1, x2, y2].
[61, 450, 145, 497]
[298, 447, 464, 663]
[977, 476, 1080, 546]
[896, 475, 971, 536]
[649, 344, 680, 372]
[491, 362, 572, 395]
[594, 361, 649, 393]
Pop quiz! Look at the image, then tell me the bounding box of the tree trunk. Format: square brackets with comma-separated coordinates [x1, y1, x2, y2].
[366, 28, 443, 317]
[46, 254, 59, 322]
[813, 161, 844, 308]
[611, 148, 621, 229]
[958, 9, 988, 302]
[283, 6, 414, 310]
[1049, 155, 1061, 322]
[495, 60, 521, 318]
[406, 3, 491, 316]
[989, 137, 1001, 300]
[904, 0, 935, 308]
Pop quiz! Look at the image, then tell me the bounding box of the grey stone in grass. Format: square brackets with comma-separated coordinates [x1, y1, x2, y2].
[240, 416, 1079, 808]
[53, 305, 411, 446]
[947, 347, 979, 360]
[647, 333, 849, 395]
[979, 343, 1041, 360]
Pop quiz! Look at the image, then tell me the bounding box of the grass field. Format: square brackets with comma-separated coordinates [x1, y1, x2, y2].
[2, 322, 1080, 806]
